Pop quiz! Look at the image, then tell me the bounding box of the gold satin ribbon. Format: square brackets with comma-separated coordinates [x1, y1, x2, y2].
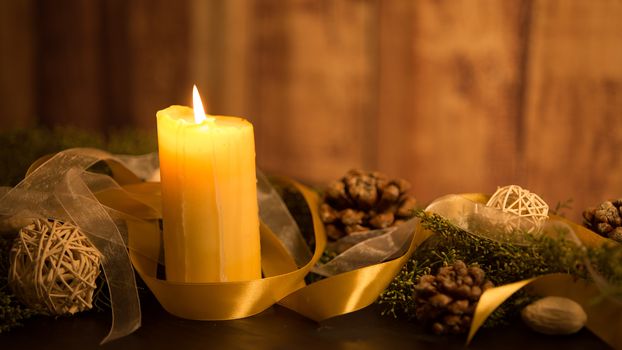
[117, 179, 423, 321]
[468, 272, 622, 349]
[117, 182, 621, 344]
[21, 150, 620, 347]
[443, 194, 621, 349]
[123, 180, 326, 320]
[19, 148, 422, 333]
[279, 217, 427, 321]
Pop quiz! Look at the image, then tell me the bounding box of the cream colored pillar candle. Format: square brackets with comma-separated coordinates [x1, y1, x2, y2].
[156, 86, 261, 283]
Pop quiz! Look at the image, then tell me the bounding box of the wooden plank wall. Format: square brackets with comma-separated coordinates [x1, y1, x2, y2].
[523, 0, 622, 218]
[32, 0, 193, 129]
[0, 0, 35, 128]
[247, 0, 376, 182]
[1, 0, 621, 221]
[377, 0, 529, 205]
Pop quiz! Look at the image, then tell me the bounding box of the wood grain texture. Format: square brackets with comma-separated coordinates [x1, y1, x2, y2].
[125, 0, 192, 128]
[0, 0, 35, 128]
[101, 0, 132, 128]
[523, 0, 622, 220]
[37, 0, 104, 130]
[248, 0, 377, 184]
[2, 1, 622, 216]
[32, 0, 193, 130]
[379, 0, 529, 205]
[376, 0, 416, 186]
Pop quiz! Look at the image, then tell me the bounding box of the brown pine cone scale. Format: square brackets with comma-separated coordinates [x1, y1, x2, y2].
[320, 169, 417, 241]
[413, 260, 494, 335]
[583, 199, 622, 243]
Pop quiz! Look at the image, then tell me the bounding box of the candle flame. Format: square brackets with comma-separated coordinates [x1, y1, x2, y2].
[193, 85, 207, 124]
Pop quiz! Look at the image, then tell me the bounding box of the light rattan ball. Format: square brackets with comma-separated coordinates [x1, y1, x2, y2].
[8, 218, 102, 315]
[486, 185, 549, 233]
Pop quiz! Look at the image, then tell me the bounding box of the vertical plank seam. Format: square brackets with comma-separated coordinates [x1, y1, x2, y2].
[366, 0, 381, 171]
[34, 1, 44, 127]
[515, 0, 535, 181]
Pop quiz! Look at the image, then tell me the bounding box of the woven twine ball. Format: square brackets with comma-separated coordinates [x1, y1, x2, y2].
[8, 218, 102, 315]
[486, 185, 549, 233]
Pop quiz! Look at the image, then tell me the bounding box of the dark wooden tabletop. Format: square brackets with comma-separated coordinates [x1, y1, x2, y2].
[0, 290, 611, 350]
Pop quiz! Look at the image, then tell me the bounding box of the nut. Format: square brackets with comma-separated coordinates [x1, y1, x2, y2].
[521, 296, 587, 335]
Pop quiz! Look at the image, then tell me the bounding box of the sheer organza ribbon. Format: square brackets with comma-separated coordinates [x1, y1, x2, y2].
[0, 148, 423, 343]
[425, 194, 622, 348]
[5, 148, 617, 347]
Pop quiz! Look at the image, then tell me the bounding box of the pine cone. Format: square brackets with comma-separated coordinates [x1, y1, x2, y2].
[320, 169, 417, 240]
[413, 260, 494, 335]
[583, 199, 622, 243]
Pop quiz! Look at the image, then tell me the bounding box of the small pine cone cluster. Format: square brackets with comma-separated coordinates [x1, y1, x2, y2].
[319, 169, 417, 240]
[413, 260, 494, 335]
[583, 199, 622, 243]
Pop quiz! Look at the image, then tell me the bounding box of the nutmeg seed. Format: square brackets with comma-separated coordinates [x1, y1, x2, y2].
[521, 296, 587, 335]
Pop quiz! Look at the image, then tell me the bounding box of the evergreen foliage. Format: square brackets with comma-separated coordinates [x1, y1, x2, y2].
[379, 211, 620, 327]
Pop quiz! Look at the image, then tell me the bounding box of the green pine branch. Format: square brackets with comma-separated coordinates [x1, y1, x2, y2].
[379, 210, 620, 328]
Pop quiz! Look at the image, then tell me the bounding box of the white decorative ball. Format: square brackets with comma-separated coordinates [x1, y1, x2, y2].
[486, 185, 549, 233]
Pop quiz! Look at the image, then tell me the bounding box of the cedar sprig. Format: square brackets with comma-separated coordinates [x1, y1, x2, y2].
[379, 210, 595, 327]
[550, 198, 574, 217]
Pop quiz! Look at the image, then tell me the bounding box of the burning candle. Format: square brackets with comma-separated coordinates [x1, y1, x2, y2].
[156, 86, 261, 283]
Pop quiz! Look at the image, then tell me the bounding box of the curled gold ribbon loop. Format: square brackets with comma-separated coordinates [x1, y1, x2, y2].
[15, 149, 621, 349]
[278, 217, 423, 321]
[98, 161, 421, 323]
[8, 148, 422, 341]
[123, 180, 326, 320]
[426, 194, 621, 348]
[119, 178, 423, 322]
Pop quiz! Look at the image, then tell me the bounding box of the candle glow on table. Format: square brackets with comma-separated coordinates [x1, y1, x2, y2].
[156, 86, 261, 283]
